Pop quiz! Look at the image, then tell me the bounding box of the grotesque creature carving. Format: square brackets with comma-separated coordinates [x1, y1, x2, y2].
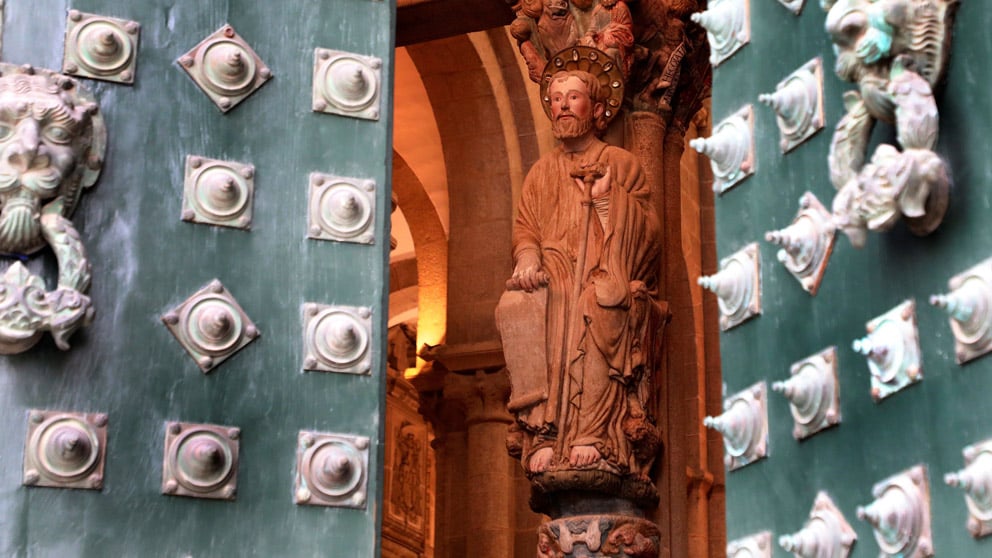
[537, 515, 662, 557]
[496, 49, 666, 513]
[822, 0, 958, 246]
[0, 64, 105, 353]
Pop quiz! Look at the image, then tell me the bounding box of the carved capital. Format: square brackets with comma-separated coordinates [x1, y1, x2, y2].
[443, 369, 512, 426]
[508, 0, 709, 120]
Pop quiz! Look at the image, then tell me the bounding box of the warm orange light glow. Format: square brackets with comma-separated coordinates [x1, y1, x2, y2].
[405, 292, 445, 378]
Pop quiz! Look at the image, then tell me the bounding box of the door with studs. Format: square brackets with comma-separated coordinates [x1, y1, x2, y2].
[0, 1, 393, 555]
[696, 0, 992, 556]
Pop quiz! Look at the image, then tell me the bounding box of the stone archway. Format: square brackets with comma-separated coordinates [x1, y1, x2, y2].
[392, 150, 448, 373]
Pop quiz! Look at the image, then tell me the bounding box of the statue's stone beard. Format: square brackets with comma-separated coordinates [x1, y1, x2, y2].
[0, 199, 42, 253]
[552, 114, 594, 141]
[834, 51, 867, 83]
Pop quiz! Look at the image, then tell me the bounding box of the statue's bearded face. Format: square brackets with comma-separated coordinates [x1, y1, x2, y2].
[549, 75, 599, 140]
[0, 78, 90, 252]
[826, 0, 898, 81]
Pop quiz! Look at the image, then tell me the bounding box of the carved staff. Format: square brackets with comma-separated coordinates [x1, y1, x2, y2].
[554, 162, 606, 460]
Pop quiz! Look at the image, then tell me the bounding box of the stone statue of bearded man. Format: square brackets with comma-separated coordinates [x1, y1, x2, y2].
[0, 63, 105, 353]
[497, 47, 666, 510]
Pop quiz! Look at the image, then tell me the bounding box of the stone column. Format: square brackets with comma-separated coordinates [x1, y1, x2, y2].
[444, 370, 515, 558]
[425, 390, 468, 558]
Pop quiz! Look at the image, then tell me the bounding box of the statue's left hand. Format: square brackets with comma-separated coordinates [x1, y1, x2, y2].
[574, 166, 612, 198]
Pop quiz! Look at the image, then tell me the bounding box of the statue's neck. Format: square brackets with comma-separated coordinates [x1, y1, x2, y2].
[559, 134, 600, 154]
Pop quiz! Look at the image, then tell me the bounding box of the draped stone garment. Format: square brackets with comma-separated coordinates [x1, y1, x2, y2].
[507, 138, 662, 473]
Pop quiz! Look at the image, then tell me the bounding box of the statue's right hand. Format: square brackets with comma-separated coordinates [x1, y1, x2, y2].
[507, 259, 549, 292]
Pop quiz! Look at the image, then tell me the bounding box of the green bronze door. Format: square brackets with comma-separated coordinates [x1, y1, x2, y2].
[700, 0, 992, 556]
[0, 1, 393, 556]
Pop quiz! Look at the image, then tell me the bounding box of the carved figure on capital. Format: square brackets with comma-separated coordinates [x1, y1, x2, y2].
[496, 49, 667, 514]
[822, 0, 959, 247]
[0, 64, 105, 353]
[508, 0, 701, 115]
[580, 0, 635, 78]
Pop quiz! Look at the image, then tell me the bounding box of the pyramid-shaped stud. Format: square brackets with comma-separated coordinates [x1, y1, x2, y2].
[177, 24, 272, 113]
[63, 10, 140, 84]
[765, 192, 835, 296]
[295, 431, 369, 508]
[312, 48, 382, 120]
[162, 421, 239, 501]
[162, 280, 260, 373]
[23, 410, 108, 490]
[182, 155, 255, 230]
[302, 303, 372, 374]
[307, 173, 376, 244]
[690, 105, 755, 194]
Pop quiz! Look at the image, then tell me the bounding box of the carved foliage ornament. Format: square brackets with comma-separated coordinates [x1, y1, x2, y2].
[0, 64, 105, 354]
[824, 0, 959, 248]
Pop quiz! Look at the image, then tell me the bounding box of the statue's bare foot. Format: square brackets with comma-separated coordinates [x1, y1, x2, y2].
[569, 445, 601, 468]
[528, 447, 554, 473]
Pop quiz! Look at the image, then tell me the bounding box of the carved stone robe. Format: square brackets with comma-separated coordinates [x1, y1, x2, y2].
[501, 138, 663, 474]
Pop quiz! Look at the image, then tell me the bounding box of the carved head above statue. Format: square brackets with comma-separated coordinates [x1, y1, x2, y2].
[0, 64, 105, 354]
